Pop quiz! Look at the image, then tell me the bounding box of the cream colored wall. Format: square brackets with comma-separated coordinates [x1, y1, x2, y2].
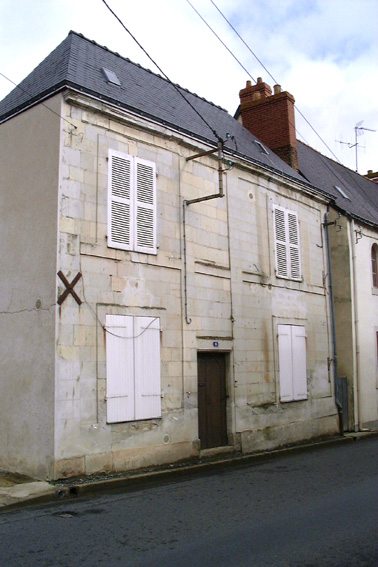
[329, 212, 378, 430]
[0, 97, 61, 478]
[350, 221, 378, 427]
[329, 214, 356, 430]
[52, 93, 338, 478]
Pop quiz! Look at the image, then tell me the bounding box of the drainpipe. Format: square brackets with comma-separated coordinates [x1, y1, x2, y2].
[324, 207, 343, 433]
[184, 139, 225, 205]
[183, 140, 226, 324]
[350, 219, 362, 430]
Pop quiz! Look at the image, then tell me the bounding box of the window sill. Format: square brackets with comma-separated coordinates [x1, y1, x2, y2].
[275, 274, 303, 283]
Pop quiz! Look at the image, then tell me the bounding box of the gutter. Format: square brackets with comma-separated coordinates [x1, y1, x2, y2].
[1, 83, 330, 201]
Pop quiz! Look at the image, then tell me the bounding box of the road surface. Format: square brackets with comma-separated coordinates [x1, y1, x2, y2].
[0, 436, 376, 566]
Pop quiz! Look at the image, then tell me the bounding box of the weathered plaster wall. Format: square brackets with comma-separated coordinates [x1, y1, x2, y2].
[54, 97, 193, 478]
[227, 171, 337, 452]
[0, 98, 60, 478]
[52, 93, 338, 478]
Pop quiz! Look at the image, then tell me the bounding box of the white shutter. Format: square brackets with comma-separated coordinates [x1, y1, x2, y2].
[288, 211, 301, 280]
[292, 326, 307, 400]
[108, 150, 134, 251]
[278, 324, 293, 401]
[273, 206, 288, 278]
[278, 325, 307, 402]
[134, 317, 161, 420]
[134, 158, 157, 254]
[273, 206, 301, 280]
[106, 315, 134, 423]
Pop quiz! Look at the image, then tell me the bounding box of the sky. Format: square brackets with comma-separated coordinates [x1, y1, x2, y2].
[1, 0, 377, 175]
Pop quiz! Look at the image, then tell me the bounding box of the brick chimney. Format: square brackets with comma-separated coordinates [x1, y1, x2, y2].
[239, 78, 298, 171]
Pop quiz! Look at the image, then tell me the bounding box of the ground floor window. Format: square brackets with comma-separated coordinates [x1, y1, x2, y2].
[105, 314, 161, 423]
[278, 324, 308, 402]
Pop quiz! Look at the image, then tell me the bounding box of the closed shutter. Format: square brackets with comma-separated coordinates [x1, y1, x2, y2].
[273, 206, 301, 281]
[134, 317, 161, 420]
[278, 325, 293, 401]
[274, 207, 288, 278]
[135, 158, 156, 254]
[278, 324, 307, 402]
[288, 212, 301, 280]
[108, 151, 133, 251]
[292, 326, 307, 400]
[106, 315, 134, 422]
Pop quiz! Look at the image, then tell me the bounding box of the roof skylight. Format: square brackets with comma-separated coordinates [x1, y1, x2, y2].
[101, 67, 121, 86]
[253, 140, 269, 155]
[334, 185, 350, 199]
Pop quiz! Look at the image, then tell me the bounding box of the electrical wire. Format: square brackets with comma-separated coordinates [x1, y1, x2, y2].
[185, 1, 308, 149]
[191, 0, 341, 163]
[100, 0, 222, 143]
[0, 71, 77, 130]
[186, 0, 256, 83]
[210, 0, 277, 85]
[79, 258, 159, 340]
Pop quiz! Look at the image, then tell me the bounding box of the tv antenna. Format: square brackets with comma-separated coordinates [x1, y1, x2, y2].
[336, 121, 376, 172]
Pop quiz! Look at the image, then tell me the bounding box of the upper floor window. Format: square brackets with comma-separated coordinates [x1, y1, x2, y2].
[273, 205, 301, 281]
[372, 244, 378, 288]
[107, 150, 157, 254]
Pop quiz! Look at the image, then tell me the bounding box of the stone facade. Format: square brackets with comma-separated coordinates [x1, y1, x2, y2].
[49, 91, 339, 479]
[0, 90, 340, 480]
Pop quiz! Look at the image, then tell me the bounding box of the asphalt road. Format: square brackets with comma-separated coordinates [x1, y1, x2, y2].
[0, 436, 377, 567]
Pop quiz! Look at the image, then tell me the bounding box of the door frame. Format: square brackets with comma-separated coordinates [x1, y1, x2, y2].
[197, 351, 230, 450]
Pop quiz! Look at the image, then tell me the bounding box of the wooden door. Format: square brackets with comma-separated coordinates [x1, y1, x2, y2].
[197, 352, 227, 450]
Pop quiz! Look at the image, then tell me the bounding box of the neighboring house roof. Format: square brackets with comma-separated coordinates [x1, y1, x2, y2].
[297, 141, 378, 228]
[0, 31, 309, 185]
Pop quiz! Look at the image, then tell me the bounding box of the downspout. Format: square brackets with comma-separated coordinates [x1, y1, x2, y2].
[324, 207, 343, 433]
[183, 140, 226, 324]
[350, 219, 362, 430]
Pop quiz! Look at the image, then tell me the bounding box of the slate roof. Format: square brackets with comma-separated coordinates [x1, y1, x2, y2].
[1, 31, 377, 229]
[298, 141, 378, 228]
[0, 31, 307, 185]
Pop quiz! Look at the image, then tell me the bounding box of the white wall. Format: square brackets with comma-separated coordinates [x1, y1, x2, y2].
[350, 221, 378, 427]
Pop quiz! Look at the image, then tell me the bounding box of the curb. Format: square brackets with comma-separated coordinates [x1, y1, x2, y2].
[56, 431, 377, 498]
[2, 431, 377, 512]
[0, 483, 70, 513]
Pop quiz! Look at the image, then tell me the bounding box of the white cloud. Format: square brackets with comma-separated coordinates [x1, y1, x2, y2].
[0, 0, 377, 174]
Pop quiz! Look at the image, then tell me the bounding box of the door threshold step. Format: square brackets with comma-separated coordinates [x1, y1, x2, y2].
[200, 446, 234, 458]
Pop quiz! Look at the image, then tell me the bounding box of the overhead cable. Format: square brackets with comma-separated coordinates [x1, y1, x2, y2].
[195, 0, 341, 163]
[185, 0, 308, 145]
[210, 0, 277, 85]
[101, 0, 222, 143]
[0, 71, 77, 129]
[186, 0, 256, 83]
